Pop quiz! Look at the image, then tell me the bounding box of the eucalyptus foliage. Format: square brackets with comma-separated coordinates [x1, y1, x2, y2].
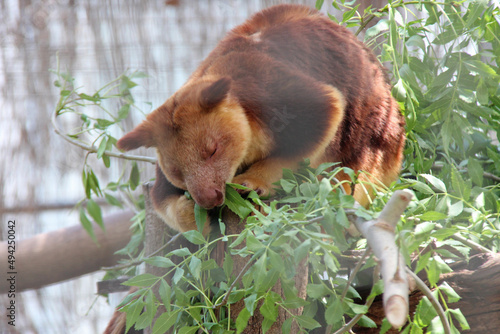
[52, 1, 500, 333]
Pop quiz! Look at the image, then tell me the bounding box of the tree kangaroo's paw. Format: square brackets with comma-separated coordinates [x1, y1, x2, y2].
[232, 174, 272, 198]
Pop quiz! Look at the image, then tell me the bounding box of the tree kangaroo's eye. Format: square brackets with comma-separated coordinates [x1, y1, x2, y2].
[210, 145, 217, 158]
[204, 142, 218, 160]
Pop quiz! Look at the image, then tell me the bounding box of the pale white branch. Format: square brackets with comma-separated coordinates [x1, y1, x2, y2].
[353, 189, 413, 329]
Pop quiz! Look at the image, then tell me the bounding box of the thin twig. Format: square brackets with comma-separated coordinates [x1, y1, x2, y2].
[340, 248, 371, 302]
[433, 163, 500, 182]
[406, 268, 452, 334]
[435, 223, 493, 254]
[51, 111, 156, 164]
[102, 233, 181, 271]
[213, 258, 255, 310]
[332, 265, 380, 334]
[325, 249, 373, 334]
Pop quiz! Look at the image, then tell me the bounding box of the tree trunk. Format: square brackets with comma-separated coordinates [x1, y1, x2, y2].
[218, 210, 309, 334]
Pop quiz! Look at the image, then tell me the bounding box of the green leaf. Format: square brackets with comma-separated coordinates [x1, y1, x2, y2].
[315, 0, 324, 10]
[419, 211, 447, 221]
[415, 251, 432, 274]
[415, 297, 437, 327]
[246, 233, 264, 252]
[79, 208, 97, 243]
[439, 281, 461, 303]
[342, 4, 359, 23]
[306, 284, 328, 299]
[118, 104, 131, 120]
[294, 239, 311, 263]
[280, 297, 308, 309]
[223, 252, 233, 278]
[415, 222, 436, 237]
[336, 207, 350, 228]
[244, 294, 258, 316]
[451, 167, 469, 200]
[449, 308, 470, 330]
[420, 174, 446, 193]
[172, 267, 184, 284]
[178, 327, 199, 334]
[79, 92, 100, 102]
[183, 230, 206, 245]
[135, 290, 156, 330]
[409, 180, 435, 195]
[236, 308, 251, 334]
[125, 299, 144, 333]
[260, 294, 279, 322]
[96, 118, 114, 129]
[296, 315, 321, 330]
[468, 158, 484, 186]
[87, 199, 104, 230]
[189, 256, 202, 280]
[97, 137, 107, 159]
[123, 273, 159, 287]
[145, 256, 175, 268]
[346, 301, 368, 314]
[463, 59, 498, 78]
[268, 249, 284, 273]
[129, 161, 140, 190]
[325, 298, 343, 325]
[105, 193, 123, 208]
[194, 203, 207, 234]
[448, 200, 463, 218]
[357, 315, 377, 328]
[225, 184, 253, 218]
[158, 279, 171, 311]
[170, 247, 191, 257]
[299, 182, 318, 197]
[253, 256, 268, 292]
[365, 19, 389, 41]
[152, 310, 179, 334]
[282, 318, 293, 334]
[280, 179, 296, 193]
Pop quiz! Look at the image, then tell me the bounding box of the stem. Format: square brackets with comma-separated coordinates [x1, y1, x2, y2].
[406, 268, 451, 334]
[212, 258, 254, 310]
[340, 248, 371, 302]
[435, 223, 493, 254]
[102, 233, 182, 271]
[52, 110, 156, 164]
[331, 265, 380, 334]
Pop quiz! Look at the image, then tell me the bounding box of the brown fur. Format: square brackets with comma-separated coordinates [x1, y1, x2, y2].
[117, 4, 406, 232]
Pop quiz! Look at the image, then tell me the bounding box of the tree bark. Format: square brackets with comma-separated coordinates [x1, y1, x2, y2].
[0, 210, 134, 293]
[219, 210, 309, 334]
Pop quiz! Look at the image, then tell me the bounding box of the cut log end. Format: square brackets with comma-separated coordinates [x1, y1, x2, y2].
[385, 295, 409, 329]
[396, 189, 413, 203]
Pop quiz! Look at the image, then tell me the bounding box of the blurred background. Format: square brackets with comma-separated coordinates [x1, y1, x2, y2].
[0, 0, 332, 333]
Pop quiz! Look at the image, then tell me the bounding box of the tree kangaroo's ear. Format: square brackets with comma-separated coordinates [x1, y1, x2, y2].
[117, 121, 155, 151]
[200, 77, 231, 110]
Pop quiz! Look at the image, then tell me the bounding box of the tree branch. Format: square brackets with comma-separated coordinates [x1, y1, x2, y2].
[351, 190, 413, 329]
[51, 111, 156, 164]
[406, 268, 451, 334]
